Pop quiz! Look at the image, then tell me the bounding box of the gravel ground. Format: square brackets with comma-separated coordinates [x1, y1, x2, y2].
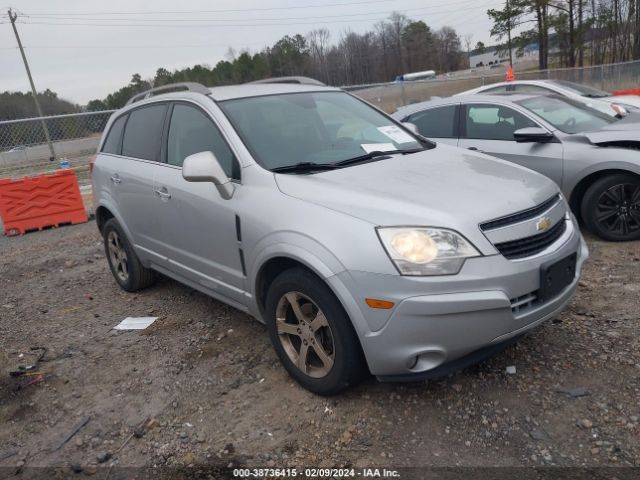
[1, 221, 639, 478]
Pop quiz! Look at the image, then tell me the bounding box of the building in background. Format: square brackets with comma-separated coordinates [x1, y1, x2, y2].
[469, 44, 539, 69]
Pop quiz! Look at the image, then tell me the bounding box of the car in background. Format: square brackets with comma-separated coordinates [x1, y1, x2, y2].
[393, 93, 640, 242]
[92, 81, 587, 394]
[457, 79, 639, 117]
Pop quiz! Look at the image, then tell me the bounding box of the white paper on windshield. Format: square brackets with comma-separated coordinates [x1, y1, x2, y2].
[378, 125, 415, 144]
[360, 143, 396, 153]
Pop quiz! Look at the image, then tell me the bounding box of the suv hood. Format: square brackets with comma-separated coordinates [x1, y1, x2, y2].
[275, 144, 558, 244]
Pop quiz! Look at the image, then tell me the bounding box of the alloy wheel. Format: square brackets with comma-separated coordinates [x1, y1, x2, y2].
[107, 230, 129, 282]
[275, 291, 335, 378]
[595, 183, 640, 237]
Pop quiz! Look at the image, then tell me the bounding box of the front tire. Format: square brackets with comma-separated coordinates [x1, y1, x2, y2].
[581, 173, 640, 241]
[264, 268, 368, 395]
[103, 218, 156, 292]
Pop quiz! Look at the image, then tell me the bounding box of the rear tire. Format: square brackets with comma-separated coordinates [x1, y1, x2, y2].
[581, 173, 640, 241]
[103, 218, 156, 292]
[264, 268, 368, 395]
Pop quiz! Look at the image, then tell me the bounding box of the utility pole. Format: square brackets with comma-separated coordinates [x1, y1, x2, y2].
[8, 8, 56, 161]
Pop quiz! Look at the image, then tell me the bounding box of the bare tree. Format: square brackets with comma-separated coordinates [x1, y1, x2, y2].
[307, 28, 331, 83]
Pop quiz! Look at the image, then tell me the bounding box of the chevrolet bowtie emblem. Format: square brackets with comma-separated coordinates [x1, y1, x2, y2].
[536, 216, 552, 232]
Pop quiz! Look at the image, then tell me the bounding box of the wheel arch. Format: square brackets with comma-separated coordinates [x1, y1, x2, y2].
[254, 255, 334, 317]
[95, 205, 115, 233]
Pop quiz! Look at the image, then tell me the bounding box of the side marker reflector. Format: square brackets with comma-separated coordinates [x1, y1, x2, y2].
[365, 298, 395, 309]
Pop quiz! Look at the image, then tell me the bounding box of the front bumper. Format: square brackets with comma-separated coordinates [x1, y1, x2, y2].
[332, 219, 588, 377]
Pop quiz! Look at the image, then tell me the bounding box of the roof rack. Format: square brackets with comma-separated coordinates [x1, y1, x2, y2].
[126, 82, 209, 105]
[247, 76, 326, 86]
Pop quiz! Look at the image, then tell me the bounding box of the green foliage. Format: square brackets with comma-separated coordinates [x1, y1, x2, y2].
[0, 89, 79, 121]
[475, 41, 486, 54]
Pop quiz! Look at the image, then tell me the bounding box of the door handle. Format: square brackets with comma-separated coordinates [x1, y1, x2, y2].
[154, 188, 171, 200]
[110, 175, 121, 184]
[467, 147, 485, 153]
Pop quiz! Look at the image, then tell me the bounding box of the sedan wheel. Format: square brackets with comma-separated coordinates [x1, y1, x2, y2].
[582, 174, 640, 241]
[275, 292, 335, 378]
[595, 183, 640, 237]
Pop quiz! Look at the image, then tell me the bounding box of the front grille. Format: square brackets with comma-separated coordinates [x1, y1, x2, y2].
[480, 194, 560, 231]
[494, 220, 567, 259]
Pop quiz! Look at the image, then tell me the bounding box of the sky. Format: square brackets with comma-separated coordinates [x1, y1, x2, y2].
[0, 0, 505, 104]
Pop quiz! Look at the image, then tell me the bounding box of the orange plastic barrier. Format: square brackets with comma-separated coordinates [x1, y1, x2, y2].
[0, 170, 88, 236]
[612, 88, 640, 96]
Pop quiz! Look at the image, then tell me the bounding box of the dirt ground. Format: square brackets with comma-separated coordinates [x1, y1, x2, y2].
[1, 221, 639, 478]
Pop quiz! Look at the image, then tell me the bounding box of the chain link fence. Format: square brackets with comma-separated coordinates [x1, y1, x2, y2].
[1, 59, 639, 191]
[0, 110, 115, 188]
[349, 59, 640, 113]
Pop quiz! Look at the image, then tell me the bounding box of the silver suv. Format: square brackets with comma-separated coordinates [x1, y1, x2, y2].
[92, 81, 588, 395]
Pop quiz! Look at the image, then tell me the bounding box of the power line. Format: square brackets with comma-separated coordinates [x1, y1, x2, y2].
[23, 0, 491, 22]
[0, 43, 268, 50]
[17, 4, 498, 29]
[21, 0, 396, 16]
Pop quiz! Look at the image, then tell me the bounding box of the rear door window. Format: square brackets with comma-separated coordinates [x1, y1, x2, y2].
[463, 104, 537, 141]
[101, 114, 127, 155]
[407, 105, 458, 138]
[121, 104, 167, 161]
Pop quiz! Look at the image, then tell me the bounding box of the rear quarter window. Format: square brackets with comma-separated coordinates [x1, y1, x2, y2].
[121, 104, 167, 161]
[101, 114, 127, 155]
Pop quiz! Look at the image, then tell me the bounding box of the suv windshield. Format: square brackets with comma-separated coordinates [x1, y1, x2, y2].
[516, 95, 616, 134]
[550, 80, 611, 98]
[219, 91, 429, 171]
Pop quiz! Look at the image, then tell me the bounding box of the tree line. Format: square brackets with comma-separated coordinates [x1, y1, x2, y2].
[86, 13, 467, 111]
[0, 90, 79, 122]
[488, 0, 640, 69]
[4, 6, 639, 119]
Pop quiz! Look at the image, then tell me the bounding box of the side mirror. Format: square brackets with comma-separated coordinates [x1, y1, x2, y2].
[513, 127, 555, 143]
[402, 122, 419, 135]
[182, 151, 235, 200]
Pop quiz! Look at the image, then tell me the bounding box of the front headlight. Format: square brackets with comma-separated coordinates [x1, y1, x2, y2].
[377, 227, 480, 276]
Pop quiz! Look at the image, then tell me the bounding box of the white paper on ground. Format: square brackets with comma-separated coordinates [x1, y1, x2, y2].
[378, 125, 416, 144]
[360, 143, 396, 153]
[114, 317, 158, 330]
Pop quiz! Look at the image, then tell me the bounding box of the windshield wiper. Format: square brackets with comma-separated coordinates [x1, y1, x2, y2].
[333, 148, 425, 167]
[271, 162, 339, 174]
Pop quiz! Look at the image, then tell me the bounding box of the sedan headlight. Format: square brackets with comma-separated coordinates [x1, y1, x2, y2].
[377, 227, 480, 276]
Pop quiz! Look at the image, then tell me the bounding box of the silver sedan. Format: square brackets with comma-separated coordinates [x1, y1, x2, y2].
[393, 93, 640, 241]
[457, 79, 640, 117]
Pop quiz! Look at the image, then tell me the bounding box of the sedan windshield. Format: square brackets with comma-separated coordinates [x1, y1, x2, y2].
[551, 80, 611, 98]
[219, 91, 428, 171]
[516, 96, 616, 134]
